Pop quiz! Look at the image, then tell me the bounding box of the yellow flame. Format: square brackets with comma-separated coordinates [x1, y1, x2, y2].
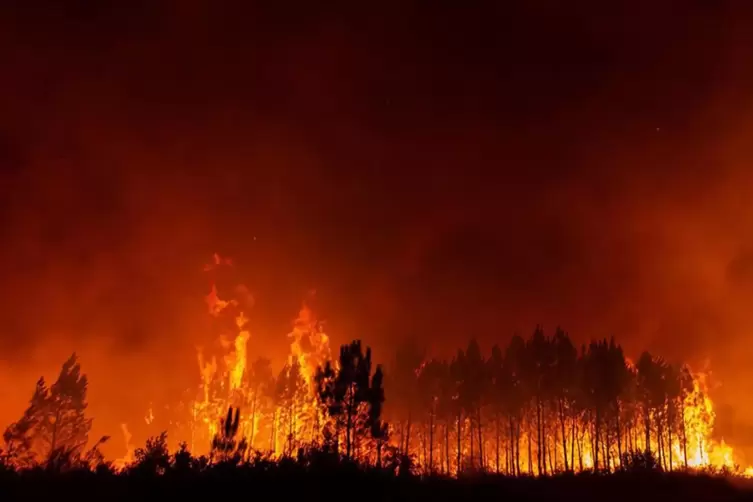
[176, 256, 752, 476]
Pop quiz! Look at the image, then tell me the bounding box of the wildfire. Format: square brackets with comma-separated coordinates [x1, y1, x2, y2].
[133, 255, 750, 477]
[114, 424, 135, 470]
[288, 291, 334, 387]
[678, 375, 734, 469]
[187, 256, 335, 458]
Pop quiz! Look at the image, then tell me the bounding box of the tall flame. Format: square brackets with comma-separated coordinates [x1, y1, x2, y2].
[187, 256, 334, 457]
[149, 255, 751, 476]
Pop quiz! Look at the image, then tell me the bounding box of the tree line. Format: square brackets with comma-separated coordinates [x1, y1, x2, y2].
[385, 326, 718, 475]
[0, 340, 392, 473]
[0, 328, 727, 477]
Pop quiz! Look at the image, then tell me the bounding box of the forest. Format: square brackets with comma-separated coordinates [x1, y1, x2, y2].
[0, 329, 752, 501]
[383, 328, 729, 476]
[0, 257, 749, 500]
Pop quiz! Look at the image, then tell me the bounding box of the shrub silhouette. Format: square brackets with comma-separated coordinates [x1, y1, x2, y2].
[619, 450, 662, 473]
[210, 407, 248, 464]
[0, 444, 746, 502]
[129, 432, 170, 476]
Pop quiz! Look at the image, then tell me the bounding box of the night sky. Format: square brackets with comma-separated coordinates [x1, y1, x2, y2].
[2, 1, 753, 450]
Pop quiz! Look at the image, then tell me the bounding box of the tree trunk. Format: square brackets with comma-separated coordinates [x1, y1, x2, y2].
[681, 404, 688, 468]
[405, 413, 412, 456]
[495, 412, 500, 473]
[516, 419, 522, 476]
[626, 421, 633, 453]
[456, 413, 462, 473]
[559, 399, 569, 471]
[429, 411, 435, 472]
[668, 409, 673, 471]
[541, 413, 547, 475]
[527, 419, 534, 475]
[570, 415, 576, 471]
[615, 403, 623, 467]
[657, 420, 665, 470]
[594, 408, 600, 470]
[446, 420, 451, 474]
[469, 417, 474, 469]
[477, 407, 484, 470]
[399, 422, 404, 456]
[504, 429, 510, 475]
[548, 426, 556, 473]
[346, 393, 354, 460]
[536, 398, 542, 475]
[509, 416, 516, 475]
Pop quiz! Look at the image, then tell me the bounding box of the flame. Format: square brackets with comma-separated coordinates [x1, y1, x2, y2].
[113, 423, 135, 469]
[677, 374, 735, 469]
[395, 358, 750, 476]
[227, 312, 250, 391]
[144, 255, 752, 476]
[288, 294, 334, 386]
[187, 257, 334, 458]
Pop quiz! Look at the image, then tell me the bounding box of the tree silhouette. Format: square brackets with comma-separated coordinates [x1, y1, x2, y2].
[4, 354, 106, 467]
[377, 326, 719, 476]
[387, 340, 425, 456]
[552, 327, 577, 472]
[367, 365, 388, 467]
[211, 406, 247, 463]
[0, 322, 725, 479]
[275, 359, 307, 455]
[132, 431, 170, 475]
[525, 326, 552, 475]
[677, 364, 695, 468]
[504, 334, 527, 475]
[487, 344, 505, 473]
[246, 357, 274, 450]
[637, 352, 665, 462]
[449, 349, 466, 472]
[463, 339, 486, 471]
[2, 408, 38, 468]
[417, 358, 445, 472]
[316, 340, 383, 460]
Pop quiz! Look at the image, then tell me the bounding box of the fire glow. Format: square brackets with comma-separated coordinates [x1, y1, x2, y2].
[110, 254, 751, 476]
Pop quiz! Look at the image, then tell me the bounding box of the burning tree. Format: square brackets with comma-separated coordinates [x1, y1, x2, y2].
[386, 340, 425, 456]
[316, 340, 386, 461]
[130, 255, 739, 476]
[190, 255, 348, 461]
[211, 407, 247, 463]
[2, 354, 108, 468]
[2, 408, 37, 468]
[245, 357, 275, 450]
[384, 326, 737, 476]
[367, 364, 388, 467]
[275, 359, 308, 456]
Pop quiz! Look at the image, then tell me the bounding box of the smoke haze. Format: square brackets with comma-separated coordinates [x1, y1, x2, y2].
[2, 1, 753, 457]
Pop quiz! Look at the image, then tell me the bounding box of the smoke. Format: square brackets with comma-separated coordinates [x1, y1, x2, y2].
[1, 0, 753, 455]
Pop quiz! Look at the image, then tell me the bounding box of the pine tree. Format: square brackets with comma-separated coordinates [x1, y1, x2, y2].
[275, 359, 307, 455]
[367, 365, 387, 467]
[316, 340, 384, 460]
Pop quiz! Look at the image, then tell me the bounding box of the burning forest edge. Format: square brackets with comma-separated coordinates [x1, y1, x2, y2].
[1, 255, 752, 485]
